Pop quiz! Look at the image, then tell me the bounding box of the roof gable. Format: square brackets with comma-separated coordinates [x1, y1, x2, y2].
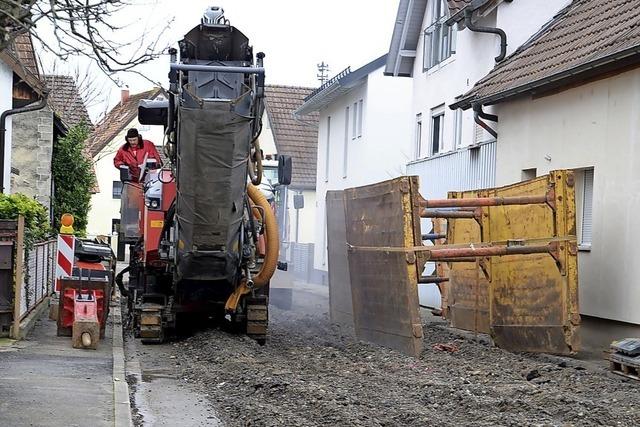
[296, 55, 387, 115]
[44, 75, 92, 129]
[12, 34, 39, 77]
[452, 0, 640, 109]
[264, 85, 319, 189]
[86, 88, 162, 157]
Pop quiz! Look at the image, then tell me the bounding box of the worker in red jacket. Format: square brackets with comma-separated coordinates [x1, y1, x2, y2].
[113, 128, 162, 181]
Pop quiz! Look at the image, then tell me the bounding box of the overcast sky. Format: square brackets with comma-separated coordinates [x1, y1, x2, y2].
[39, 0, 399, 122]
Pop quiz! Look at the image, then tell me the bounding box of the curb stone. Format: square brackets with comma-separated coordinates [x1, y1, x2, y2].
[112, 293, 133, 427]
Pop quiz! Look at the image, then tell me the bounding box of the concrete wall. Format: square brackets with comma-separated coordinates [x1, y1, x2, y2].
[87, 121, 165, 237]
[10, 107, 54, 210]
[0, 60, 12, 194]
[495, 67, 640, 325]
[313, 66, 413, 273]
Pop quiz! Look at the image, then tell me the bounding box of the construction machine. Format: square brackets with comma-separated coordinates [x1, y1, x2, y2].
[117, 7, 291, 344]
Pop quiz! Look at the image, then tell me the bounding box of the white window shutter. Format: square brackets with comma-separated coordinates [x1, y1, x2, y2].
[423, 31, 433, 71]
[450, 25, 457, 54]
[581, 168, 594, 245]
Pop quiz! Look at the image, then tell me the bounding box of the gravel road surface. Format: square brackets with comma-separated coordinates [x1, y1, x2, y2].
[162, 283, 640, 427]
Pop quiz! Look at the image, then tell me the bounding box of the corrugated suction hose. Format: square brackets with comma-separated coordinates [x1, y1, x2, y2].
[247, 183, 279, 286]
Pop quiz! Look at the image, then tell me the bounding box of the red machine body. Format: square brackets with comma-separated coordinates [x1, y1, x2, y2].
[60, 288, 104, 327]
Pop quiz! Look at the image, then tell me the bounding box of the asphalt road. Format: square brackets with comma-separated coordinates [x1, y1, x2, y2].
[0, 315, 114, 427]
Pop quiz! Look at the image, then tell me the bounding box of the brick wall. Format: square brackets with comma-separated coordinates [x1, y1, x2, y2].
[10, 107, 54, 211]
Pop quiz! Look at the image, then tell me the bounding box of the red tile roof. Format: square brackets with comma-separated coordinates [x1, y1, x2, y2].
[12, 33, 39, 77]
[264, 85, 319, 189]
[86, 88, 163, 158]
[44, 75, 92, 128]
[453, 0, 640, 109]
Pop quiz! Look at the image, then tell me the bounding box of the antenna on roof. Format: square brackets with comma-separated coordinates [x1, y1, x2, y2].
[317, 62, 330, 85]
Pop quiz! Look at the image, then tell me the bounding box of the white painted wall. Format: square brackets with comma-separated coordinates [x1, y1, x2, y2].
[495, 68, 640, 325]
[410, 0, 570, 158]
[497, 0, 572, 57]
[0, 60, 13, 194]
[313, 66, 413, 272]
[87, 121, 165, 237]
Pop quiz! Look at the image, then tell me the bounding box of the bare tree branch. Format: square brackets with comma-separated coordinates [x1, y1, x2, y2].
[0, 0, 172, 79]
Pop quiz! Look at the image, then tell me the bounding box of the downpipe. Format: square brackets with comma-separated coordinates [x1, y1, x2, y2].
[0, 92, 49, 192]
[473, 103, 498, 139]
[464, 3, 508, 62]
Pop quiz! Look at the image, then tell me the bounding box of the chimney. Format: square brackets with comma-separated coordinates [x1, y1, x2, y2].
[120, 87, 130, 104]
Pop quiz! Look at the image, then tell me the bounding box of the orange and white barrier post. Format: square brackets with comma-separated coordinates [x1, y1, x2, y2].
[55, 214, 75, 292]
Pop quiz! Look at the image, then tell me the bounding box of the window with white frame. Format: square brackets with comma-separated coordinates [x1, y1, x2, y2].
[357, 99, 363, 137]
[430, 107, 445, 156]
[580, 168, 594, 249]
[343, 107, 349, 178]
[415, 113, 423, 159]
[453, 108, 463, 149]
[423, 0, 456, 71]
[324, 116, 331, 182]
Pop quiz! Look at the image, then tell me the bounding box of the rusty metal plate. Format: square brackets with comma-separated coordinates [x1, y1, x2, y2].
[344, 177, 423, 357]
[445, 170, 579, 354]
[446, 197, 490, 334]
[484, 170, 579, 354]
[326, 190, 353, 329]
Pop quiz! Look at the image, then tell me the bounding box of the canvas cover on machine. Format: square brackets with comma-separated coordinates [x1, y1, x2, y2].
[175, 102, 251, 281]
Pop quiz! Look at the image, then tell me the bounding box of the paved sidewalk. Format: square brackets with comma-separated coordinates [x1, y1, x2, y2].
[0, 309, 115, 427]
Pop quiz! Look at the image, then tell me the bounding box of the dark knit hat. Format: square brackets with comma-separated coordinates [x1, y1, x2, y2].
[126, 128, 139, 139]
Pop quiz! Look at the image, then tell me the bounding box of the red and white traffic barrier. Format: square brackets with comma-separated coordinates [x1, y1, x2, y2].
[55, 233, 75, 291]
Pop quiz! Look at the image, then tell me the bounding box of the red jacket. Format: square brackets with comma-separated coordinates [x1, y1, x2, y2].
[113, 139, 162, 181]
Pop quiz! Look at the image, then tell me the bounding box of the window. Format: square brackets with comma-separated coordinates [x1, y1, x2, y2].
[580, 168, 594, 249]
[521, 168, 537, 181]
[357, 99, 364, 137]
[415, 113, 423, 159]
[453, 108, 463, 148]
[423, 0, 456, 71]
[324, 116, 331, 182]
[430, 107, 445, 156]
[112, 181, 123, 199]
[343, 107, 350, 178]
[352, 102, 358, 139]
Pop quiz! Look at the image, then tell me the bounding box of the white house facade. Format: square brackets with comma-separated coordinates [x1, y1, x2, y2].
[296, 55, 413, 283]
[386, 0, 571, 199]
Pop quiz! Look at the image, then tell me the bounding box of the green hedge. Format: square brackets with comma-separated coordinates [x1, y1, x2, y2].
[52, 122, 94, 235]
[0, 193, 51, 244]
